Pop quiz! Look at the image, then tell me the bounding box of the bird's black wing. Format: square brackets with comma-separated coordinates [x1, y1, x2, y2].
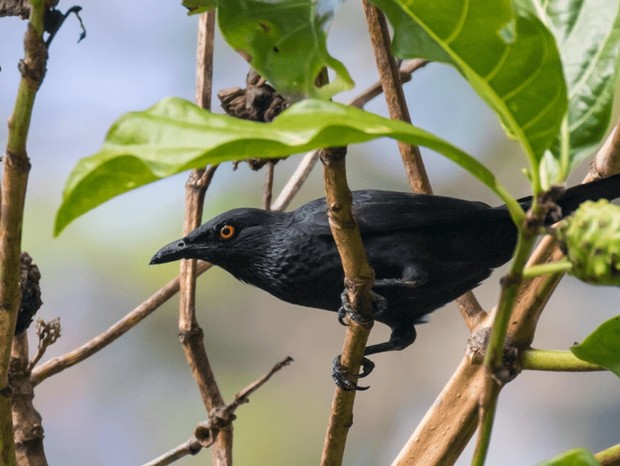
[296, 190, 509, 235]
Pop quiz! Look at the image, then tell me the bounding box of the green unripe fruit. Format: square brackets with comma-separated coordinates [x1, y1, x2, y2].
[556, 200, 620, 286]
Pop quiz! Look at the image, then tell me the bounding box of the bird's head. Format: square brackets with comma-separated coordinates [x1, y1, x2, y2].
[150, 208, 280, 276]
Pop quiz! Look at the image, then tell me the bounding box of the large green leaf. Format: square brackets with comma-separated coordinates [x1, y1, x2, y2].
[371, 0, 567, 192]
[536, 448, 600, 466]
[541, 0, 620, 185]
[54, 97, 521, 235]
[183, 0, 353, 99]
[570, 315, 620, 377]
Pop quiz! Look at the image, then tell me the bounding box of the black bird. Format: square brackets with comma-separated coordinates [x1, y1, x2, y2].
[151, 175, 620, 387]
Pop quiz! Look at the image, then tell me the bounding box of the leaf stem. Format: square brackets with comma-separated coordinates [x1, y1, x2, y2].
[522, 260, 573, 279]
[521, 349, 602, 372]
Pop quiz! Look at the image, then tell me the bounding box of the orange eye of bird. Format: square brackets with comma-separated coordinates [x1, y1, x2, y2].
[219, 225, 236, 240]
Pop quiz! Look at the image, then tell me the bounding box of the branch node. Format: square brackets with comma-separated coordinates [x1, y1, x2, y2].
[178, 327, 204, 344]
[19, 24, 48, 89]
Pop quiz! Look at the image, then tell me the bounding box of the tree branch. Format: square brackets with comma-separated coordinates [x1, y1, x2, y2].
[29, 261, 212, 386]
[143, 357, 292, 466]
[320, 146, 375, 465]
[595, 443, 620, 466]
[0, 2, 48, 463]
[176, 11, 234, 466]
[362, 0, 431, 195]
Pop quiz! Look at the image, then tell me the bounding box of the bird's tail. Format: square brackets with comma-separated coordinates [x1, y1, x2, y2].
[514, 173, 620, 220]
[556, 173, 620, 217]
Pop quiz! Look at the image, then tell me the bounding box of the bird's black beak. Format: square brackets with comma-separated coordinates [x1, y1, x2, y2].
[150, 238, 192, 265]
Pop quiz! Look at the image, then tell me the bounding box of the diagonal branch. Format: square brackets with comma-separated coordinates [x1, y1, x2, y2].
[30, 261, 212, 386]
[362, 0, 431, 195]
[143, 357, 293, 466]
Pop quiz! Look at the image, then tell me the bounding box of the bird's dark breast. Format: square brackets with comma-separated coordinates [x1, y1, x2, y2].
[256, 217, 518, 325]
[259, 231, 345, 311]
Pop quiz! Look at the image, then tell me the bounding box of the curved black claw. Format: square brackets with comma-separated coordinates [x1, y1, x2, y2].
[337, 290, 375, 328]
[332, 355, 375, 391]
[337, 290, 352, 326]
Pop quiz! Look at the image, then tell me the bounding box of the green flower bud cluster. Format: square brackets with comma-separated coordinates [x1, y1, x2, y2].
[556, 200, 620, 286]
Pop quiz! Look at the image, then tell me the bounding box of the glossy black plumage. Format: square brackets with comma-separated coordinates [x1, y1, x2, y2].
[151, 174, 620, 357]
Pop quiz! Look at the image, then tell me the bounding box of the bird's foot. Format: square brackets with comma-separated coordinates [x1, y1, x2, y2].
[337, 290, 384, 327]
[332, 355, 375, 391]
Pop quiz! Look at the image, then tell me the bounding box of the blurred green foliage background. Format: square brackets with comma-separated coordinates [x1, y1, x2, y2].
[1, 2, 618, 465]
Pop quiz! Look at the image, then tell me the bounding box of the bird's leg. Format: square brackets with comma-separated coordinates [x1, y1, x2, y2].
[331, 324, 417, 391]
[333, 265, 424, 390]
[364, 324, 417, 356]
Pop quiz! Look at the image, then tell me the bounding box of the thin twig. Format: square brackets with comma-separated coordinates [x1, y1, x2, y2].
[271, 150, 320, 211]
[143, 357, 293, 466]
[272, 59, 429, 212]
[178, 11, 233, 466]
[263, 161, 275, 210]
[195, 12, 214, 110]
[589, 118, 620, 180]
[29, 261, 212, 386]
[362, 0, 432, 195]
[347, 59, 429, 109]
[142, 439, 200, 466]
[456, 293, 487, 331]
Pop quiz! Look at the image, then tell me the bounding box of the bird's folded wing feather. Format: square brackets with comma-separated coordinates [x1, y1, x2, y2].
[297, 190, 511, 235]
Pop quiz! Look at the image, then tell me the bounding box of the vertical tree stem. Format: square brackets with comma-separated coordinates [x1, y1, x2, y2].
[177, 11, 232, 465]
[1, 2, 47, 464]
[320, 147, 375, 466]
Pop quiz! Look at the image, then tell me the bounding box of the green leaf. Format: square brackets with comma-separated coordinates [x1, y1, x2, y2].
[370, 0, 567, 192]
[536, 448, 600, 466]
[54, 97, 522, 235]
[182, 0, 216, 14]
[541, 0, 620, 185]
[571, 315, 620, 377]
[214, 0, 353, 99]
